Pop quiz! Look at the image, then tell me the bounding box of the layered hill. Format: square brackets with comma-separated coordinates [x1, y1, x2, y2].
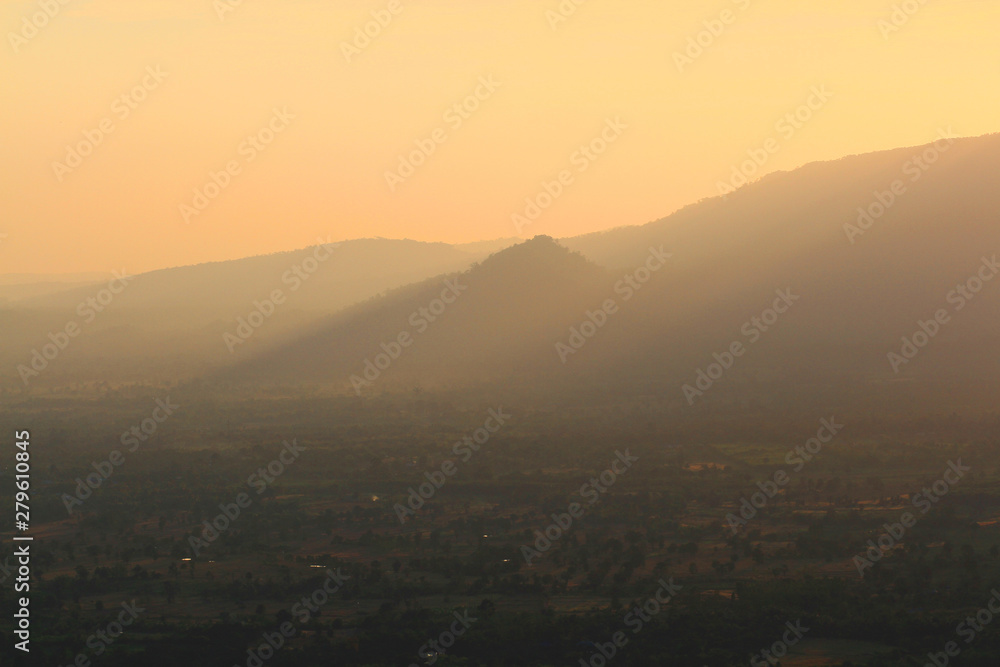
[230, 236, 613, 391]
[0, 238, 513, 387]
[558, 134, 1000, 394]
[7, 134, 999, 414]
[232, 133, 1000, 412]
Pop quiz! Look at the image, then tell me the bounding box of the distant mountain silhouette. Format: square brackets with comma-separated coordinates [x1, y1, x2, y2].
[6, 135, 1000, 414]
[559, 133, 1000, 392]
[229, 235, 611, 391]
[234, 134, 1000, 411]
[0, 238, 503, 387]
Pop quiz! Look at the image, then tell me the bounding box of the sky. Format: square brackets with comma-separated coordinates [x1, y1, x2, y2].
[1, 0, 998, 275]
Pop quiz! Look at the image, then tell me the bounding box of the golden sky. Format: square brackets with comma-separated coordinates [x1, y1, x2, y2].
[2, 0, 998, 274]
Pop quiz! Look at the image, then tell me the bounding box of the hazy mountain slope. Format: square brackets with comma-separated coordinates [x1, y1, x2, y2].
[559, 133, 1000, 371]
[0, 280, 105, 304]
[0, 239, 493, 388]
[7, 135, 999, 411]
[563, 133, 1000, 275]
[548, 133, 1000, 410]
[229, 236, 613, 390]
[15, 238, 484, 315]
[232, 134, 1000, 412]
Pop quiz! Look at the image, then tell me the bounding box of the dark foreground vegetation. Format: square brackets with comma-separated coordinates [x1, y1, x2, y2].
[3, 387, 1000, 666]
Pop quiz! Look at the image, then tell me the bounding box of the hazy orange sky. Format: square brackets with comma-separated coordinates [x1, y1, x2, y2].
[2, 0, 998, 275]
